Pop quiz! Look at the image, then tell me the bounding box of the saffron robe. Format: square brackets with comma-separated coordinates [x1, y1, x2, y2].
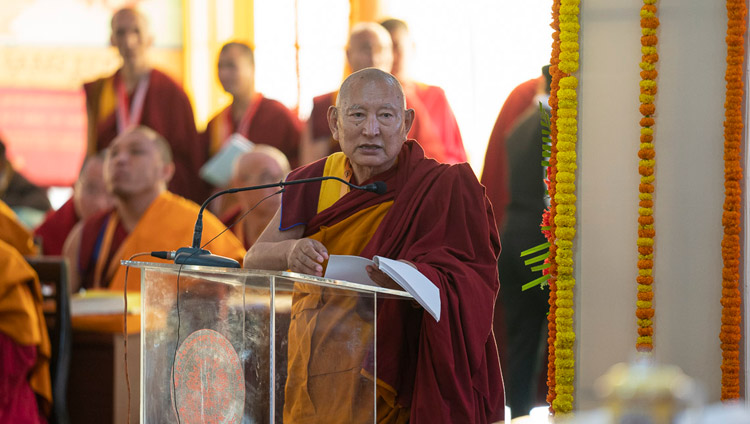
[34, 198, 78, 256]
[407, 81, 467, 164]
[77, 191, 245, 292]
[0, 199, 36, 256]
[202, 94, 302, 169]
[480, 76, 543, 231]
[308, 91, 450, 163]
[0, 239, 52, 422]
[84, 69, 207, 204]
[280, 141, 504, 423]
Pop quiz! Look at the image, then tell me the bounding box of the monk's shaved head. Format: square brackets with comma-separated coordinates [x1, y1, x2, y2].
[111, 7, 150, 34]
[337, 67, 405, 109]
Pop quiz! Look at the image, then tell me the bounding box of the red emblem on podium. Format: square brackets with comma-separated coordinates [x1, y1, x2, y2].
[172, 329, 245, 423]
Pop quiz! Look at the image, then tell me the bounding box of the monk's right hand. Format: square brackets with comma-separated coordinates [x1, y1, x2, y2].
[287, 238, 329, 276]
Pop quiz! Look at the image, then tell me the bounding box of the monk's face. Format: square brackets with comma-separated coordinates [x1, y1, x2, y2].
[329, 76, 414, 181]
[104, 130, 172, 199]
[110, 9, 153, 65]
[346, 30, 393, 73]
[74, 158, 114, 220]
[231, 152, 285, 216]
[218, 46, 254, 97]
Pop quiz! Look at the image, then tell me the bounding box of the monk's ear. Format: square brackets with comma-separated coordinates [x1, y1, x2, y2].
[161, 162, 175, 184]
[403, 108, 415, 135]
[327, 106, 340, 141]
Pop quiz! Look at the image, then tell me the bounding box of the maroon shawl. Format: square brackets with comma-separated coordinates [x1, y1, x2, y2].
[282, 141, 505, 423]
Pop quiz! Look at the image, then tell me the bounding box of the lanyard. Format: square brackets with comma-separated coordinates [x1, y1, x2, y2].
[227, 92, 263, 136]
[115, 72, 151, 134]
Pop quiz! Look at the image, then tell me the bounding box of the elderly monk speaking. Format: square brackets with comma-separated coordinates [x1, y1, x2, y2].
[244, 68, 504, 423]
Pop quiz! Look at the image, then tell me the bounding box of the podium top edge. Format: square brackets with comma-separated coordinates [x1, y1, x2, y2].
[120, 260, 414, 298]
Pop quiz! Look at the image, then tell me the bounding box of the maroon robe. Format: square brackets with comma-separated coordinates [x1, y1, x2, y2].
[33, 198, 78, 256]
[481, 76, 543, 230]
[282, 141, 505, 423]
[84, 69, 206, 204]
[202, 95, 302, 169]
[409, 82, 467, 163]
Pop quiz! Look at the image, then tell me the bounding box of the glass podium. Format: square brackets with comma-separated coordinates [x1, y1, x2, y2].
[123, 261, 413, 424]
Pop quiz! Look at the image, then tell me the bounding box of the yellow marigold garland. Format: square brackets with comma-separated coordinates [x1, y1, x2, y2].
[720, 0, 746, 402]
[546, 0, 561, 411]
[551, 0, 580, 414]
[636, 0, 659, 353]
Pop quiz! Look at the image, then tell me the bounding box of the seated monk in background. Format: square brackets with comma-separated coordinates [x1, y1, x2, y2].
[63, 126, 245, 293]
[221, 145, 291, 249]
[34, 153, 114, 255]
[244, 68, 504, 423]
[0, 208, 51, 422]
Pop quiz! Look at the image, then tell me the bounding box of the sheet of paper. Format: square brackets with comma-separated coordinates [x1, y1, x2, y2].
[324, 254, 441, 322]
[324, 254, 378, 286]
[199, 133, 255, 186]
[374, 256, 441, 322]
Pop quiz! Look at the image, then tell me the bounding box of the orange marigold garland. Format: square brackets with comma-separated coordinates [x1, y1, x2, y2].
[636, 0, 659, 353]
[551, 0, 579, 414]
[720, 0, 746, 402]
[546, 0, 561, 411]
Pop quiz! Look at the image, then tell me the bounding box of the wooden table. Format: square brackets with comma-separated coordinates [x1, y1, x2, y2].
[68, 314, 140, 424]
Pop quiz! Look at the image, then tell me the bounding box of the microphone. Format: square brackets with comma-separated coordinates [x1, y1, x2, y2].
[171, 176, 387, 268]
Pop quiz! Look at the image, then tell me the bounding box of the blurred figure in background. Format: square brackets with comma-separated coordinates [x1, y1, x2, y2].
[203, 42, 301, 169]
[221, 145, 291, 249]
[0, 138, 51, 229]
[300, 22, 444, 165]
[84, 7, 205, 203]
[0, 201, 50, 422]
[496, 65, 552, 417]
[481, 73, 545, 232]
[34, 153, 114, 255]
[381, 18, 467, 164]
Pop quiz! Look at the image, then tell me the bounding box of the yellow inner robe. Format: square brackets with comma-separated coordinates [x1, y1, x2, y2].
[283, 154, 409, 424]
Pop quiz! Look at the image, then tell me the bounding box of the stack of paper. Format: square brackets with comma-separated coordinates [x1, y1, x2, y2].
[324, 255, 441, 321]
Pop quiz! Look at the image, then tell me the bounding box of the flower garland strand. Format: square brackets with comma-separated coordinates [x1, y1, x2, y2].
[636, 0, 659, 353]
[720, 0, 746, 401]
[552, 0, 580, 414]
[545, 0, 562, 411]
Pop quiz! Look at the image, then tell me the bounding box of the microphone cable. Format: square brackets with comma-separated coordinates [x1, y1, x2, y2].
[121, 251, 153, 424]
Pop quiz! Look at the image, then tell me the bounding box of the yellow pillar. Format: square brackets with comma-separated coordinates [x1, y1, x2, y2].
[349, 0, 383, 26]
[234, 0, 255, 48]
[182, 0, 255, 130]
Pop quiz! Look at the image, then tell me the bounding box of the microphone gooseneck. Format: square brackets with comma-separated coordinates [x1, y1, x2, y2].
[175, 176, 387, 268]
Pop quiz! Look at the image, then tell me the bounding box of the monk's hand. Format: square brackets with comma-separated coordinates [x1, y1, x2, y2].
[287, 238, 329, 276]
[366, 265, 402, 290]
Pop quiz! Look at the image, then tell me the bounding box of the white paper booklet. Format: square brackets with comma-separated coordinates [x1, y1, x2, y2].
[199, 133, 255, 186]
[324, 254, 441, 321]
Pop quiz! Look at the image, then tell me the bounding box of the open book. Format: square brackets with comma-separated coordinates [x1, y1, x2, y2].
[324, 255, 441, 321]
